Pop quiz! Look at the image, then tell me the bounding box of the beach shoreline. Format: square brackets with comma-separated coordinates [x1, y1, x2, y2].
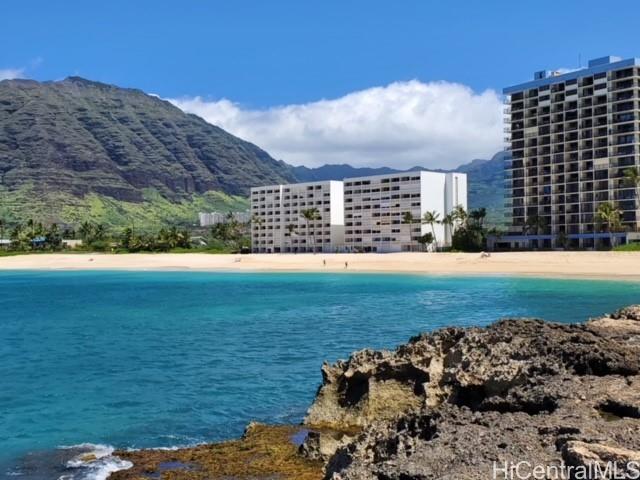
[1, 251, 639, 281]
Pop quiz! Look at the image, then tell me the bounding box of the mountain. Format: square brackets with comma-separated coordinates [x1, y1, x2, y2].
[0, 77, 294, 228]
[292, 151, 506, 226]
[455, 151, 506, 225]
[292, 164, 409, 182]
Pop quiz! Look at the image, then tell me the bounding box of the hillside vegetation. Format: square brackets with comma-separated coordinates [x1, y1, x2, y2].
[0, 77, 290, 228]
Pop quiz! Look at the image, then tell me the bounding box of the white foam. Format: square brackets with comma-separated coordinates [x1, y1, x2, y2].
[57, 443, 133, 480]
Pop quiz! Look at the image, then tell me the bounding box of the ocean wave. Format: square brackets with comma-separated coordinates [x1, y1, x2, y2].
[57, 443, 132, 480]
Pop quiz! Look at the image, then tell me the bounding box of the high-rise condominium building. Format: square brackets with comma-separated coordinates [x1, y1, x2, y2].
[503, 55, 640, 249]
[343, 171, 467, 252]
[250, 181, 345, 253]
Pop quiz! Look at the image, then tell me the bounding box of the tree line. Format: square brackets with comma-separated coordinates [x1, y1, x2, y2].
[406, 205, 497, 251]
[0, 214, 250, 253]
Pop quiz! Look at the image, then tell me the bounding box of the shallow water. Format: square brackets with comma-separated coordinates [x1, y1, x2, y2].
[1, 270, 639, 479]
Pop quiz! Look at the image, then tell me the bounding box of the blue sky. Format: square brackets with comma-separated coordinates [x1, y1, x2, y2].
[3, 0, 640, 168]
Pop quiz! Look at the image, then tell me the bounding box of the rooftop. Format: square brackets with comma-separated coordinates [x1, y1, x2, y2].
[503, 56, 640, 94]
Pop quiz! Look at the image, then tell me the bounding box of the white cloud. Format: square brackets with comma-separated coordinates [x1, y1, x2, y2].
[0, 68, 25, 81]
[169, 80, 503, 170]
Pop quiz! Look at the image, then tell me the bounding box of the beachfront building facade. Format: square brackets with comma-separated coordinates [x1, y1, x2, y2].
[250, 181, 345, 253]
[199, 211, 251, 227]
[343, 171, 467, 252]
[503, 55, 640, 249]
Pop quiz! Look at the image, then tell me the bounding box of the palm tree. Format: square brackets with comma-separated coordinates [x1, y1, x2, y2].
[441, 213, 454, 246]
[251, 214, 264, 231]
[452, 205, 468, 231]
[94, 224, 106, 241]
[300, 208, 321, 253]
[285, 223, 297, 252]
[78, 222, 94, 243]
[403, 212, 416, 250]
[524, 214, 546, 236]
[596, 201, 623, 248]
[624, 167, 640, 230]
[417, 232, 434, 252]
[469, 208, 487, 228]
[0, 218, 4, 240]
[421, 211, 440, 251]
[120, 227, 133, 249]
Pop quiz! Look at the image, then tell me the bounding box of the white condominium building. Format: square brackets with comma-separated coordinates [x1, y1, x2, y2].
[343, 171, 467, 252]
[250, 181, 345, 253]
[199, 211, 251, 227]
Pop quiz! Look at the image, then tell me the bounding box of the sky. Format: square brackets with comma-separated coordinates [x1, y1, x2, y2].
[3, 0, 640, 169]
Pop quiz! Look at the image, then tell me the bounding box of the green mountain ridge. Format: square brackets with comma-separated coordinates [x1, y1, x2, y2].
[0, 76, 292, 229]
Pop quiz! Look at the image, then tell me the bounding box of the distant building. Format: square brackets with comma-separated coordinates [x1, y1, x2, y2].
[503, 55, 640, 249]
[62, 239, 83, 248]
[250, 181, 345, 253]
[250, 171, 467, 253]
[343, 171, 467, 252]
[199, 211, 251, 227]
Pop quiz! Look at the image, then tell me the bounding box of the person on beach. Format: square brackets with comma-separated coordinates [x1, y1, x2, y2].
[345, 261, 348, 269]
[323, 259, 326, 267]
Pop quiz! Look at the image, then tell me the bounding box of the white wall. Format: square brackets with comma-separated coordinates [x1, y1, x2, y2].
[444, 172, 468, 246]
[445, 172, 468, 213]
[329, 181, 345, 225]
[419, 171, 447, 245]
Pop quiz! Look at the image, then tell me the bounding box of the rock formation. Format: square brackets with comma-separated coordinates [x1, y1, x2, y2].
[303, 306, 640, 479]
[108, 305, 640, 479]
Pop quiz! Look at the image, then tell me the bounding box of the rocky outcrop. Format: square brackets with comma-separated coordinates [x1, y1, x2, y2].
[106, 305, 640, 479]
[302, 305, 640, 479]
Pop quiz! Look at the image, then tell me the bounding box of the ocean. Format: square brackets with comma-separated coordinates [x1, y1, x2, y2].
[1, 270, 638, 479]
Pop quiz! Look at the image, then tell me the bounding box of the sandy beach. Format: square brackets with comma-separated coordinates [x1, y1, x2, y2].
[0, 251, 639, 280]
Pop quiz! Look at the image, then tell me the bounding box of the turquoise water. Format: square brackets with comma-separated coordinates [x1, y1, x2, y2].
[1, 270, 639, 479]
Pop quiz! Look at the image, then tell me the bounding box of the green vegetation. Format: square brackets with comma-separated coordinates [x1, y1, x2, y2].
[0, 213, 250, 254]
[0, 185, 248, 232]
[421, 210, 440, 249]
[624, 167, 640, 213]
[416, 205, 498, 252]
[596, 201, 623, 247]
[523, 214, 547, 236]
[455, 153, 506, 227]
[0, 76, 292, 227]
[113, 423, 323, 480]
[449, 205, 505, 252]
[613, 242, 640, 251]
[300, 207, 322, 251]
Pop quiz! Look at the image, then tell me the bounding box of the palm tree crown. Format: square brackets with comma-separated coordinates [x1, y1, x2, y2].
[421, 211, 440, 250]
[300, 208, 321, 252]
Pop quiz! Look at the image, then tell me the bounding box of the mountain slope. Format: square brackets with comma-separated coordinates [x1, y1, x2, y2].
[455, 151, 506, 225]
[0, 77, 294, 204]
[292, 164, 404, 182]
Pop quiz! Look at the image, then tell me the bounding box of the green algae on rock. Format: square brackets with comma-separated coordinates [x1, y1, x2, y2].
[110, 423, 323, 480]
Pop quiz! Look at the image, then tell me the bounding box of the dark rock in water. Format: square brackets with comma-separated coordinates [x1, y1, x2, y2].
[300, 305, 640, 479]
